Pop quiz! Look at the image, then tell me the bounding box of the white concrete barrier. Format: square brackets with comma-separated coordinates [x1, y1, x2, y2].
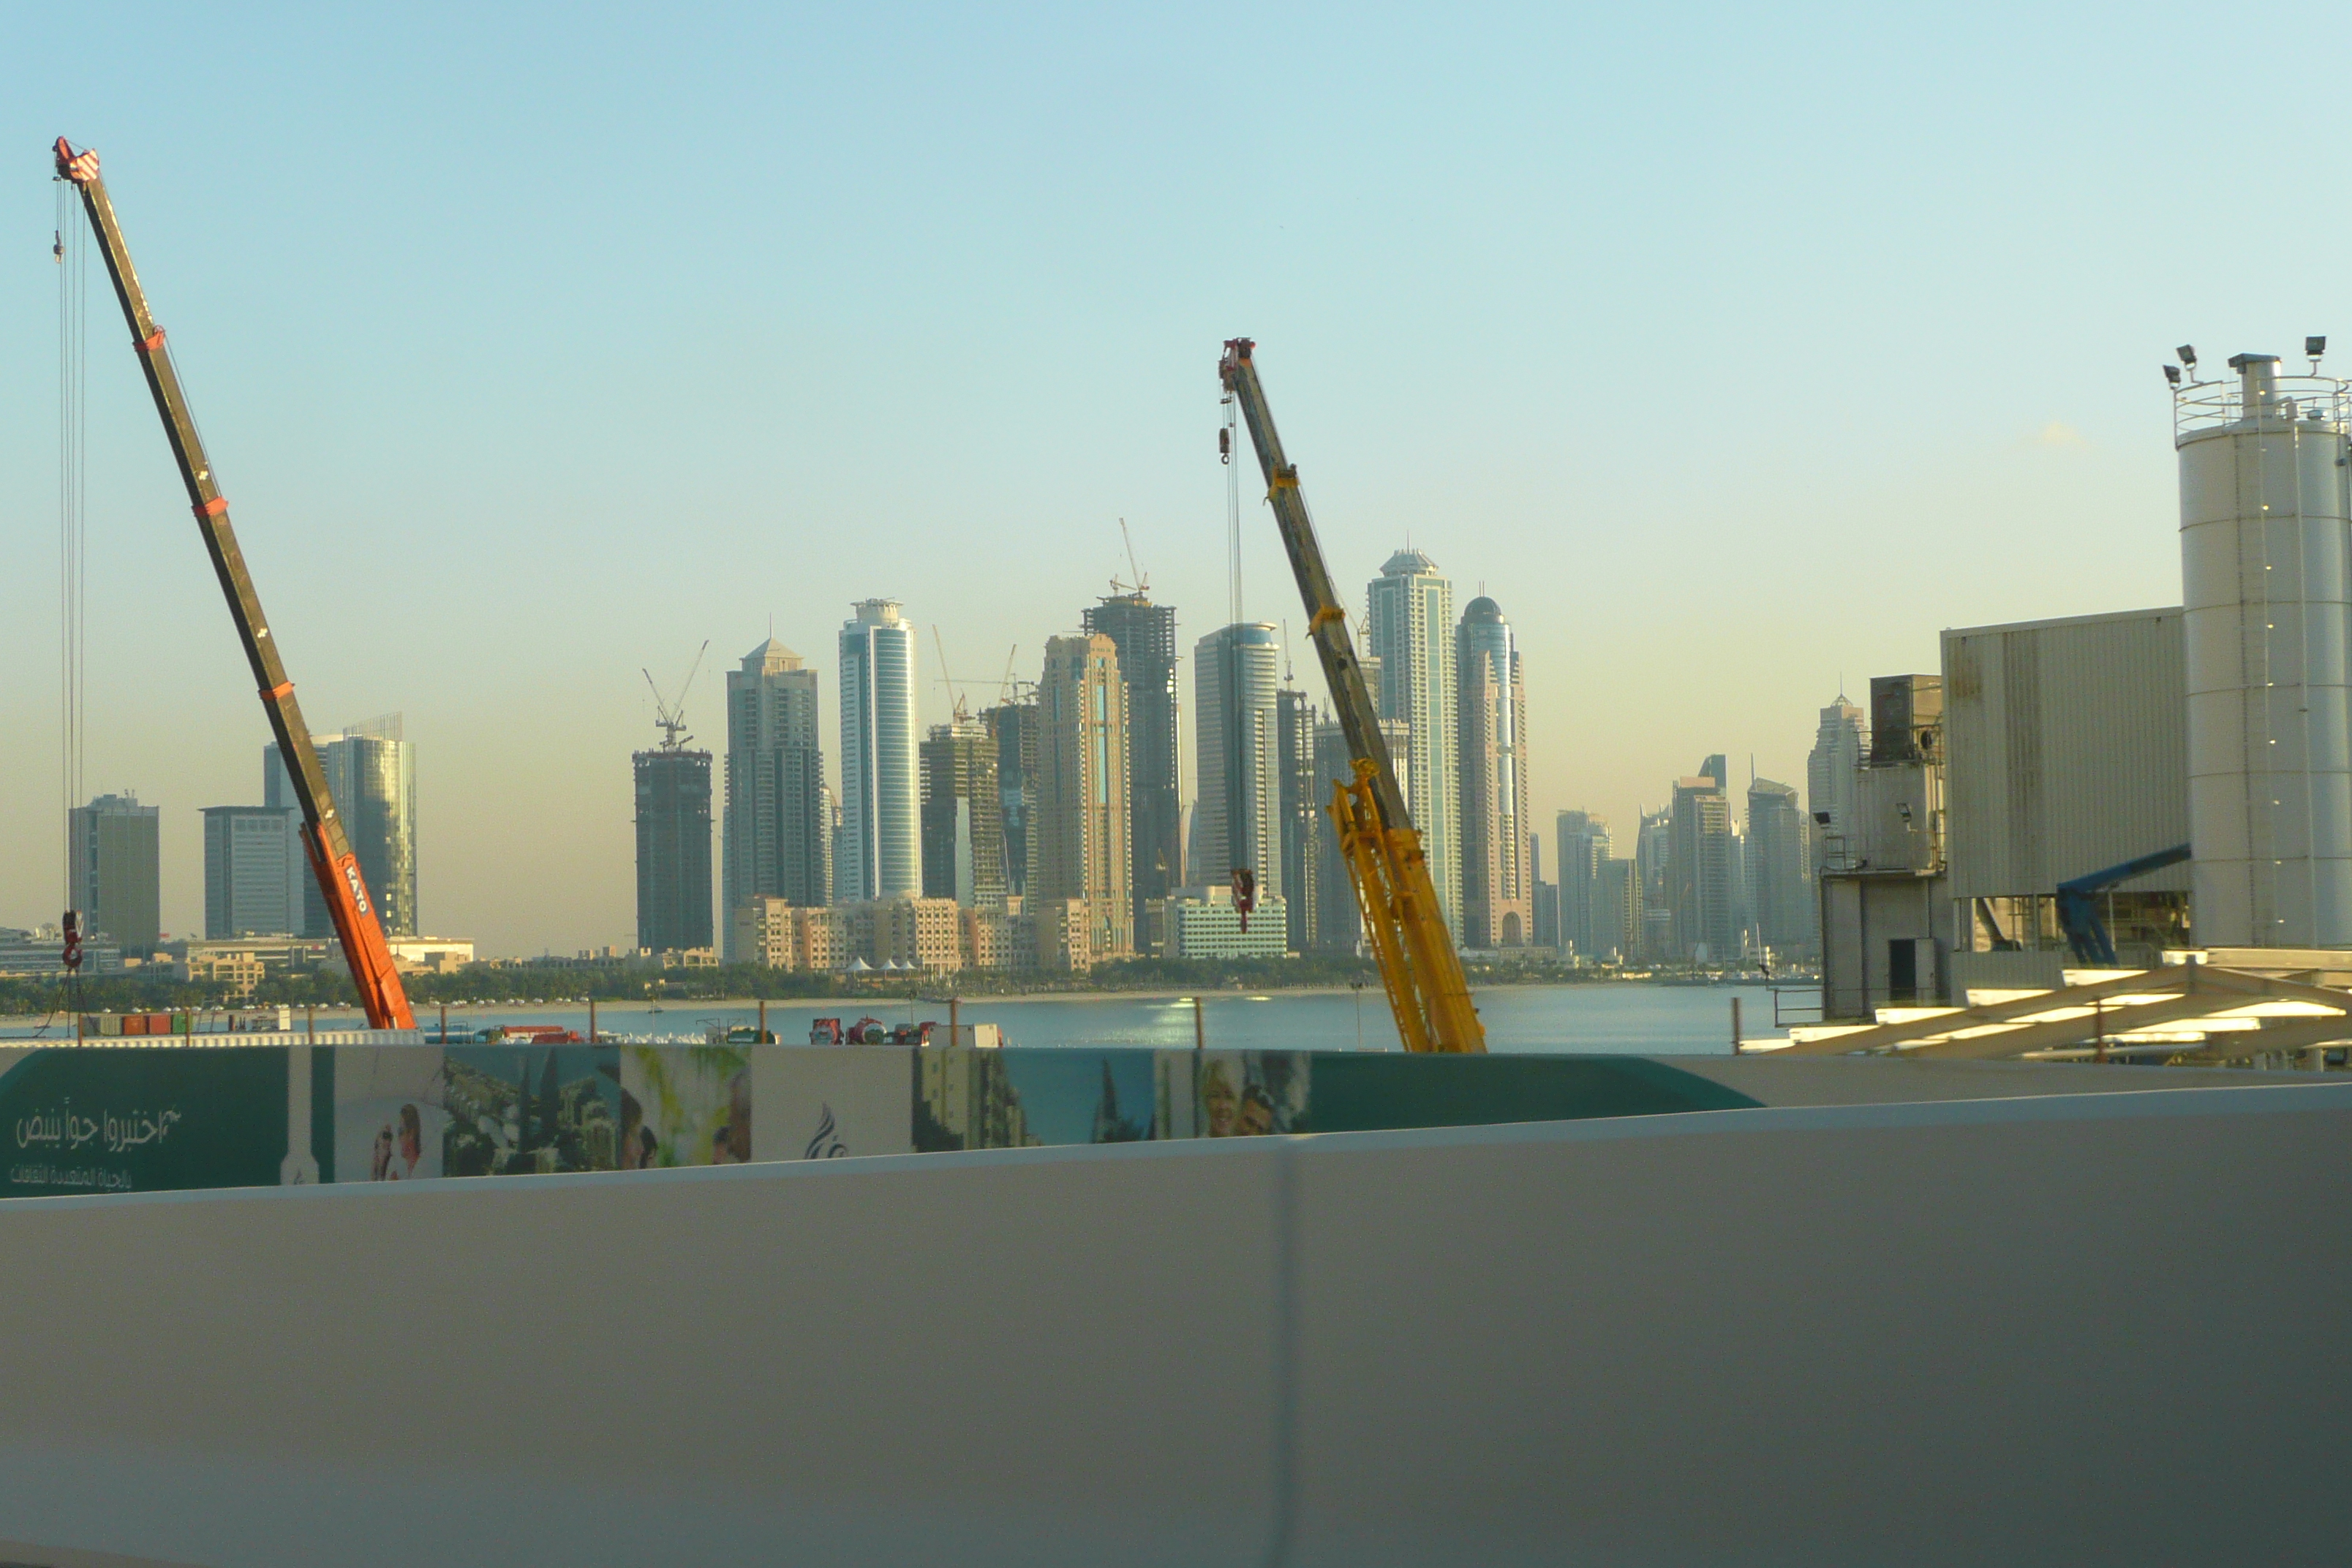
[0, 1082, 2345, 1566]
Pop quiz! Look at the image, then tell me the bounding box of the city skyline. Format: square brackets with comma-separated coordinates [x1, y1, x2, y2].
[6, 9, 2329, 954]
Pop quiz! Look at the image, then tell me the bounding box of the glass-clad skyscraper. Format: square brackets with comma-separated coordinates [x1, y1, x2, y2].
[1366, 550, 1459, 932]
[838, 600, 921, 903]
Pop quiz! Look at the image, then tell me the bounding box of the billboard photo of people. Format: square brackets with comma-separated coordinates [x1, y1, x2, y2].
[1186, 1052, 1311, 1139]
[333, 1047, 446, 1183]
[442, 1046, 620, 1176]
[618, 1045, 750, 1169]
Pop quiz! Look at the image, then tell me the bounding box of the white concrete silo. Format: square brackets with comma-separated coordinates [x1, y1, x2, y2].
[2176, 351, 2352, 946]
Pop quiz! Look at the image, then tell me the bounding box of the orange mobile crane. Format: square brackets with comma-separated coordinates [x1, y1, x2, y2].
[1219, 339, 1484, 1052]
[56, 140, 416, 1031]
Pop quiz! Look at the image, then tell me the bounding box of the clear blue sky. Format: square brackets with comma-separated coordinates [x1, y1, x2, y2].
[2, 2, 2342, 954]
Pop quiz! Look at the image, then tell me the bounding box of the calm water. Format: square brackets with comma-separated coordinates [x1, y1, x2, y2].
[78, 982, 1814, 1055]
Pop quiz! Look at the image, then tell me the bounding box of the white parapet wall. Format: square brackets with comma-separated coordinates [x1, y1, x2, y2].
[0, 1082, 2346, 1566]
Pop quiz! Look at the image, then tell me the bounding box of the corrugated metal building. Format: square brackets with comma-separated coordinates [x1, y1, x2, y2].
[1941, 608, 2190, 994]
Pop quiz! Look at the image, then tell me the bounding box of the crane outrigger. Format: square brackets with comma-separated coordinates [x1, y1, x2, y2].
[1219, 339, 1485, 1052]
[56, 139, 416, 1030]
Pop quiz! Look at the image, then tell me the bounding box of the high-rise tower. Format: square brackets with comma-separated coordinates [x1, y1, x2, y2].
[1457, 596, 1531, 947]
[1670, 767, 1738, 963]
[1084, 593, 1180, 942]
[722, 638, 824, 957]
[1035, 634, 1132, 959]
[1367, 550, 1460, 932]
[1746, 776, 1810, 960]
[1808, 696, 1866, 875]
[981, 697, 1040, 900]
[839, 600, 921, 903]
[921, 718, 1006, 908]
[1191, 623, 1282, 905]
[268, 715, 416, 938]
[71, 793, 160, 954]
[1276, 687, 1321, 956]
[203, 806, 301, 939]
[1556, 810, 1610, 960]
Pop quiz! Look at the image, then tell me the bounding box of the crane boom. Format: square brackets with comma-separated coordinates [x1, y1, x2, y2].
[55, 139, 416, 1031]
[1218, 339, 1483, 1053]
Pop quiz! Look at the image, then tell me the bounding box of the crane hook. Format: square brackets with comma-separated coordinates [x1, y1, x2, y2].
[1218, 426, 1231, 464]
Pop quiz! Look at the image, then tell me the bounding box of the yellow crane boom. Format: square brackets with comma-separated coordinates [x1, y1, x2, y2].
[1218, 339, 1484, 1053]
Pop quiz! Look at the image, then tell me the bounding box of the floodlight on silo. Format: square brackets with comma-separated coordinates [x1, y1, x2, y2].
[2165, 364, 2182, 387]
[2178, 344, 2198, 369]
[2310, 336, 2328, 363]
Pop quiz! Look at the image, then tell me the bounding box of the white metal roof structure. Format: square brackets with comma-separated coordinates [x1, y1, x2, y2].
[1752, 956, 2352, 1063]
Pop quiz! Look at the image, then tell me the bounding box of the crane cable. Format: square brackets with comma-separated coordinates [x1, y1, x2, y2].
[1221, 391, 1257, 929]
[55, 181, 89, 1000]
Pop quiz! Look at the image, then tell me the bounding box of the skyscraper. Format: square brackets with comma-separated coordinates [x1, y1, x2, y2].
[1083, 593, 1180, 943]
[920, 718, 1006, 908]
[1367, 549, 1460, 932]
[636, 745, 713, 955]
[1670, 767, 1738, 963]
[722, 638, 826, 958]
[838, 600, 921, 903]
[71, 793, 160, 953]
[1746, 775, 1811, 960]
[981, 697, 1039, 900]
[1276, 687, 1321, 956]
[1530, 832, 1558, 951]
[1809, 694, 1866, 872]
[1556, 810, 1611, 959]
[1034, 634, 1132, 959]
[1457, 596, 1532, 947]
[1635, 808, 1672, 961]
[1191, 623, 1282, 905]
[268, 715, 416, 938]
[203, 806, 301, 938]
[1596, 856, 1637, 962]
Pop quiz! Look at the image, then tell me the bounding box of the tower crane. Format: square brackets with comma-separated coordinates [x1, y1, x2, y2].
[643, 641, 709, 750]
[54, 138, 416, 1030]
[1218, 339, 1484, 1052]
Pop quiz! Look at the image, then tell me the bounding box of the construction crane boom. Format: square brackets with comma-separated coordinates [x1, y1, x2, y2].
[1218, 338, 1483, 1053]
[55, 139, 416, 1031]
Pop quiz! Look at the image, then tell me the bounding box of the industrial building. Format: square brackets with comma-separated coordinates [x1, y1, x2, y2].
[1942, 608, 2189, 995]
[1818, 676, 1948, 1018]
[2176, 353, 2352, 949]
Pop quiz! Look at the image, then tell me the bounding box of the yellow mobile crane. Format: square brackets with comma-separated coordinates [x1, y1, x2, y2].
[1219, 339, 1485, 1053]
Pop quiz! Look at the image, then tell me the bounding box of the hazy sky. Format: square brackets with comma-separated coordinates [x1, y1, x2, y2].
[4, 3, 2345, 954]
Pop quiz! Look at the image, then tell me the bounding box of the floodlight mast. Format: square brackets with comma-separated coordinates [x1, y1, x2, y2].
[54, 137, 416, 1030]
[1218, 337, 1484, 1054]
